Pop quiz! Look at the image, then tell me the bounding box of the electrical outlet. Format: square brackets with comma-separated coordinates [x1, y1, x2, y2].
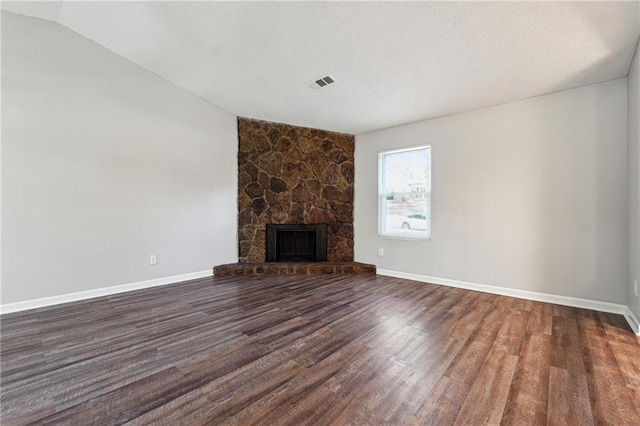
[378, 248, 384, 256]
[635, 280, 638, 297]
[149, 254, 157, 265]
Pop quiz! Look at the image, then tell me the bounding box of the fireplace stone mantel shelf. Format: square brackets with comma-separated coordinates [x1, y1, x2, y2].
[213, 262, 376, 276]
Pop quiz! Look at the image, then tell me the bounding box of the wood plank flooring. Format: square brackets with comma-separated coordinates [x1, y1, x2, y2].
[1, 274, 639, 425]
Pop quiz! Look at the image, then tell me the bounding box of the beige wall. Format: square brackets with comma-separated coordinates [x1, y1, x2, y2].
[1, 13, 238, 304]
[355, 78, 628, 304]
[628, 38, 640, 319]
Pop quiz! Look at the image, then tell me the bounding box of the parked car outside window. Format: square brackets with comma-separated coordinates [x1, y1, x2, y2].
[401, 214, 427, 230]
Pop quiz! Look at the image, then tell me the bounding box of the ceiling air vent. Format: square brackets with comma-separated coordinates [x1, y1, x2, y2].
[306, 74, 336, 90]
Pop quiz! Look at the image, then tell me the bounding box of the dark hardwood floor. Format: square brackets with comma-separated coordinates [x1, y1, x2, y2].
[1, 275, 639, 425]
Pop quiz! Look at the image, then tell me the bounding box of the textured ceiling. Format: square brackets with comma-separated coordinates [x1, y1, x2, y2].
[3, 1, 639, 134]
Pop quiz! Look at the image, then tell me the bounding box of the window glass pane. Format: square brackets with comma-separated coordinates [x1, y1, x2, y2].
[379, 146, 430, 239]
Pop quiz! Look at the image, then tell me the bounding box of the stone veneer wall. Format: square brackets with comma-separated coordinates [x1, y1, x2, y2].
[238, 118, 355, 263]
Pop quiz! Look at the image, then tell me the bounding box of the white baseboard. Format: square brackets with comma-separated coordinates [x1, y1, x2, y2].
[377, 269, 639, 335]
[624, 307, 640, 335]
[3, 268, 638, 336]
[0, 270, 213, 315]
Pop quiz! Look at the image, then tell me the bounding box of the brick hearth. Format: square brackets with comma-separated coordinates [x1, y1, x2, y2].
[213, 262, 376, 276]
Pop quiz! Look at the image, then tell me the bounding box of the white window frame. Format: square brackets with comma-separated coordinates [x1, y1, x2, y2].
[378, 145, 431, 240]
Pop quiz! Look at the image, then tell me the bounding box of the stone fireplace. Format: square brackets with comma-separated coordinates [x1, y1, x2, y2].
[213, 117, 375, 276]
[237, 118, 354, 263]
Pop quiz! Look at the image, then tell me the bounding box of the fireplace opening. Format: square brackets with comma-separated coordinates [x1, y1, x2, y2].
[266, 224, 328, 262]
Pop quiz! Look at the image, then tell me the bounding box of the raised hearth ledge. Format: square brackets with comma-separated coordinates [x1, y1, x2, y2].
[213, 262, 376, 276]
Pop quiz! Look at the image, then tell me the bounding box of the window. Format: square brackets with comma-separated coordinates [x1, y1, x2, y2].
[378, 145, 431, 239]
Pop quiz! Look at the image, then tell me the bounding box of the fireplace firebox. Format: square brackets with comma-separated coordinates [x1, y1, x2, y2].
[266, 224, 328, 262]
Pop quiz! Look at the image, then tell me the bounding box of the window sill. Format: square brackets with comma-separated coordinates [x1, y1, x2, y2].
[378, 234, 431, 242]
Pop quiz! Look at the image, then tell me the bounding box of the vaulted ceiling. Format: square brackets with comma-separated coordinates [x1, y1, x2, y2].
[3, 1, 639, 134]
